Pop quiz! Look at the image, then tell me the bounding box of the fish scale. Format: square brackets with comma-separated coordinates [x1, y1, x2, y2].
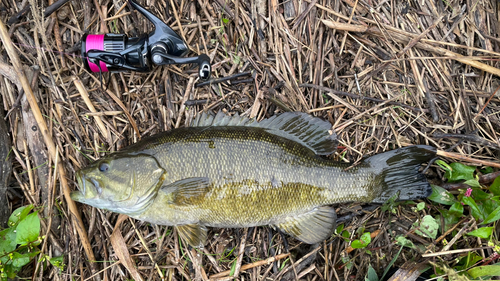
[72, 112, 436, 247]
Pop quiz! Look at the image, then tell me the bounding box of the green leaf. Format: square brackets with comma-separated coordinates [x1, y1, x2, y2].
[229, 259, 237, 276]
[455, 252, 484, 271]
[0, 228, 17, 255]
[436, 210, 459, 233]
[15, 212, 40, 246]
[466, 227, 493, 239]
[428, 185, 456, 205]
[336, 223, 344, 234]
[352, 232, 371, 249]
[381, 192, 401, 212]
[490, 176, 500, 196]
[365, 264, 379, 281]
[482, 205, 500, 224]
[342, 230, 350, 242]
[380, 246, 403, 281]
[222, 18, 229, 25]
[449, 202, 464, 217]
[48, 255, 65, 271]
[8, 205, 33, 226]
[11, 252, 31, 268]
[417, 202, 426, 211]
[467, 265, 500, 278]
[464, 179, 481, 188]
[395, 236, 415, 249]
[436, 160, 452, 173]
[415, 215, 438, 239]
[445, 163, 475, 182]
[483, 198, 500, 216]
[462, 197, 486, 221]
[480, 166, 494, 174]
[471, 188, 491, 200]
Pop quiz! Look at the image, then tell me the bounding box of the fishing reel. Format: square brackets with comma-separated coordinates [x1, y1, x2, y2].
[81, 0, 211, 79]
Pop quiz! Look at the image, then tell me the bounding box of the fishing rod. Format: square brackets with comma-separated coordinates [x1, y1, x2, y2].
[81, 0, 211, 79]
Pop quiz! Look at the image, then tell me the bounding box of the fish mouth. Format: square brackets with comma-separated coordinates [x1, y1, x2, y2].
[71, 171, 86, 202]
[71, 171, 102, 202]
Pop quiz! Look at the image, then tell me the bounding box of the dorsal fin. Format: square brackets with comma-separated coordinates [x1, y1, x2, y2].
[191, 111, 337, 155]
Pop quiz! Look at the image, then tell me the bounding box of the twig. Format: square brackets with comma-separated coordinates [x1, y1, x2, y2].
[72, 77, 112, 145]
[44, 0, 72, 17]
[195, 71, 252, 87]
[210, 253, 290, 279]
[422, 247, 493, 258]
[233, 228, 248, 279]
[299, 83, 428, 113]
[7, 4, 31, 25]
[437, 150, 500, 168]
[433, 133, 500, 149]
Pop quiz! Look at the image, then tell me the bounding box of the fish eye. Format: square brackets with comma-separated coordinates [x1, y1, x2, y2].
[99, 162, 109, 172]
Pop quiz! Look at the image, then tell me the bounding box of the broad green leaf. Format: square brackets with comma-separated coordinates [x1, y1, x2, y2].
[449, 202, 464, 217]
[342, 230, 350, 242]
[462, 197, 485, 221]
[466, 227, 493, 239]
[415, 215, 438, 239]
[395, 236, 415, 249]
[480, 166, 494, 174]
[471, 188, 491, 200]
[417, 202, 426, 211]
[366, 264, 379, 281]
[436, 210, 460, 233]
[445, 163, 475, 182]
[456, 252, 484, 271]
[428, 185, 456, 205]
[468, 265, 500, 278]
[484, 198, 500, 215]
[0, 227, 17, 255]
[464, 179, 481, 188]
[490, 176, 500, 196]
[482, 205, 500, 224]
[15, 212, 40, 246]
[11, 252, 31, 268]
[8, 205, 33, 226]
[3, 263, 20, 278]
[336, 223, 344, 234]
[352, 232, 371, 249]
[222, 18, 230, 25]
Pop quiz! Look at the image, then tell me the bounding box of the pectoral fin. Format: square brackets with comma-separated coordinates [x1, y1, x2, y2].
[273, 206, 337, 244]
[176, 224, 207, 248]
[160, 177, 211, 206]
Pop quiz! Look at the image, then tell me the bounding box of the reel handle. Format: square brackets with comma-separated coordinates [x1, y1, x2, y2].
[151, 43, 211, 79]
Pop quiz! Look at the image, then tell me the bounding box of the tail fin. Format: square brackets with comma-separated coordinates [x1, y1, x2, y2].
[364, 145, 436, 203]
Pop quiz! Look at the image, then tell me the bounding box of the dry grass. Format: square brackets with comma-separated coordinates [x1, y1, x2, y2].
[1, 0, 500, 280]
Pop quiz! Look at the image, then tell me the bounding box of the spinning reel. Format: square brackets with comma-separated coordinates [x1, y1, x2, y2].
[81, 0, 211, 79]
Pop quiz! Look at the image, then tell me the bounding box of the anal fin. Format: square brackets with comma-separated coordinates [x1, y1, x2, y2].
[273, 206, 337, 244]
[176, 224, 207, 248]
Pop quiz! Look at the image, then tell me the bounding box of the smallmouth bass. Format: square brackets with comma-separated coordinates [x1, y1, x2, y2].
[71, 111, 436, 247]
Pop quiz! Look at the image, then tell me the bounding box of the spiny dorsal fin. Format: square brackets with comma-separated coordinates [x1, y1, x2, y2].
[176, 224, 207, 248]
[191, 111, 337, 155]
[273, 206, 337, 244]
